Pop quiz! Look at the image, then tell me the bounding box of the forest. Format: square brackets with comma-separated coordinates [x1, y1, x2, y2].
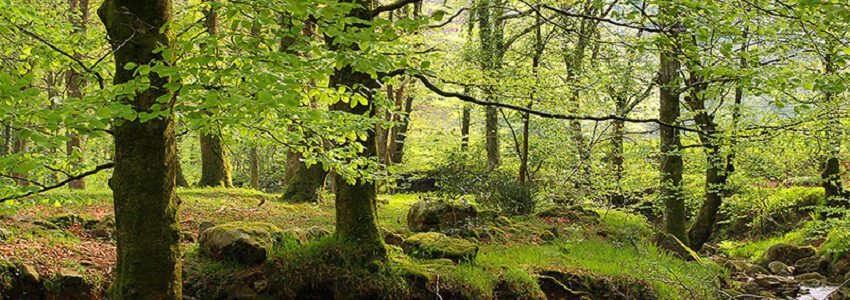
[1, 0, 850, 299]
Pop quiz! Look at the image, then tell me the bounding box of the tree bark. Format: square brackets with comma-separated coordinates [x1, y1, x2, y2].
[658, 15, 687, 244]
[11, 132, 27, 186]
[197, 0, 232, 188]
[391, 95, 414, 164]
[820, 53, 846, 207]
[250, 146, 260, 190]
[281, 150, 326, 203]
[66, 0, 89, 190]
[485, 106, 500, 171]
[98, 0, 181, 298]
[460, 103, 471, 152]
[327, 0, 386, 258]
[610, 102, 625, 206]
[198, 132, 232, 187]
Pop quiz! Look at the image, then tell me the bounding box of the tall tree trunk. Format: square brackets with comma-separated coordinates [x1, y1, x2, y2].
[460, 103, 471, 152]
[328, 0, 386, 258]
[821, 53, 846, 207]
[658, 15, 687, 244]
[11, 132, 27, 186]
[197, 0, 232, 188]
[198, 133, 232, 187]
[98, 0, 182, 298]
[281, 150, 326, 203]
[1, 125, 9, 156]
[485, 106, 499, 170]
[250, 146, 260, 190]
[66, 0, 89, 190]
[610, 100, 626, 206]
[391, 95, 414, 164]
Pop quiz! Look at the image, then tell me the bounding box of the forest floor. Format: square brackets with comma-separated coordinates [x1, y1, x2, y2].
[2, 188, 726, 299]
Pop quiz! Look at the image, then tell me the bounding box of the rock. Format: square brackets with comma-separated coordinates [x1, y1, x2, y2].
[198, 221, 216, 235]
[535, 205, 600, 222]
[753, 274, 799, 298]
[768, 261, 794, 276]
[91, 216, 115, 240]
[383, 230, 405, 246]
[0, 261, 42, 298]
[199, 221, 286, 264]
[759, 243, 816, 266]
[832, 260, 850, 282]
[407, 198, 478, 233]
[285, 226, 330, 243]
[539, 230, 556, 242]
[402, 232, 478, 263]
[49, 213, 98, 229]
[741, 281, 760, 294]
[796, 272, 827, 286]
[652, 233, 701, 262]
[33, 220, 59, 230]
[536, 268, 657, 300]
[795, 255, 831, 276]
[56, 269, 91, 300]
[723, 258, 752, 274]
[747, 265, 770, 276]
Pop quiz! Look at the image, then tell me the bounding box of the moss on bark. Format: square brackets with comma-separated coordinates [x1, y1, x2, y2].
[281, 150, 326, 203]
[98, 0, 182, 298]
[198, 133, 232, 187]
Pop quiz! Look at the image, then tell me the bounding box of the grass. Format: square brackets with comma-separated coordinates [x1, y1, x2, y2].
[4, 188, 727, 299]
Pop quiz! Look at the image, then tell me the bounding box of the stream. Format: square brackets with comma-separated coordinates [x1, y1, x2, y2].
[796, 285, 841, 300]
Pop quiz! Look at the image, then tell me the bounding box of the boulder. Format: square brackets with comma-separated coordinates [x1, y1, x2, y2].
[747, 265, 770, 276]
[402, 232, 478, 263]
[91, 216, 115, 240]
[652, 233, 701, 262]
[0, 261, 41, 298]
[284, 226, 331, 244]
[383, 230, 405, 246]
[56, 269, 91, 300]
[753, 274, 799, 298]
[768, 261, 793, 276]
[796, 272, 827, 286]
[407, 198, 477, 233]
[49, 213, 99, 229]
[795, 255, 831, 276]
[536, 205, 600, 222]
[199, 221, 286, 264]
[759, 243, 815, 266]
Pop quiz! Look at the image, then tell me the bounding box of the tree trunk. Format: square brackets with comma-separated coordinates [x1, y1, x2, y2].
[281, 149, 326, 203]
[821, 53, 846, 207]
[11, 132, 28, 186]
[658, 16, 687, 244]
[197, 0, 232, 188]
[327, 0, 386, 258]
[250, 146, 260, 190]
[485, 106, 499, 171]
[198, 133, 232, 187]
[391, 95, 414, 164]
[66, 0, 88, 190]
[1, 125, 9, 156]
[98, 0, 181, 298]
[460, 103, 471, 152]
[610, 115, 625, 206]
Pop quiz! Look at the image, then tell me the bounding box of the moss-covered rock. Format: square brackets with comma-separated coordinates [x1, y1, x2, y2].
[494, 269, 546, 300]
[407, 198, 478, 233]
[54, 269, 92, 300]
[199, 221, 287, 265]
[402, 232, 478, 263]
[49, 213, 99, 229]
[535, 205, 600, 223]
[0, 261, 42, 298]
[758, 243, 816, 266]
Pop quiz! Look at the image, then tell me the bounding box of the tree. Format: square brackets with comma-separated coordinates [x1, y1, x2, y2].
[65, 0, 88, 190]
[197, 0, 233, 188]
[98, 0, 182, 298]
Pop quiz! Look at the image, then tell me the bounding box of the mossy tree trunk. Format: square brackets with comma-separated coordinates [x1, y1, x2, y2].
[460, 103, 471, 152]
[197, 0, 233, 188]
[198, 132, 232, 187]
[98, 1, 182, 298]
[281, 149, 326, 203]
[65, 0, 89, 190]
[327, 0, 387, 259]
[476, 0, 504, 172]
[658, 8, 687, 244]
[820, 52, 847, 208]
[391, 95, 414, 164]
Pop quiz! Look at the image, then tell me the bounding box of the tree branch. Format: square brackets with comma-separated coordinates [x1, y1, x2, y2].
[0, 163, 114, 203]
[372, 0, 421, 17]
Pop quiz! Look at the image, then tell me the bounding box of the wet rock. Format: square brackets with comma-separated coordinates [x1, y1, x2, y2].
[768, 261, 794, 276]
[199, 221, 287, 265]
[753, 274, 799, 298]
[759, 243, 816, 266]
[747, 265, 770, 276]
[402, 232, 478, 263]
[796, 272, 827, 286]
[652, 233, 700, 262]
[56, 269, 91, 300]
[795, 255, 831, 276]
[407, 198, 478, 233]
[741, 281, 760, 294]
[723, 258, 752, 274]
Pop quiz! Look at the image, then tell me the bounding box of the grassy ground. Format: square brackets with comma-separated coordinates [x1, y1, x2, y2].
[0, 188, 724, 299]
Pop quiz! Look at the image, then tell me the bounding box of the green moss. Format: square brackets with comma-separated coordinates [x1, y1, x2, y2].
[402, 232, 479, 262]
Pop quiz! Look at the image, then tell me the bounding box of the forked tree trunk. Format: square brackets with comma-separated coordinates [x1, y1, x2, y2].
[98, 1, 181, 298]
[281, 150, 326, 203]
